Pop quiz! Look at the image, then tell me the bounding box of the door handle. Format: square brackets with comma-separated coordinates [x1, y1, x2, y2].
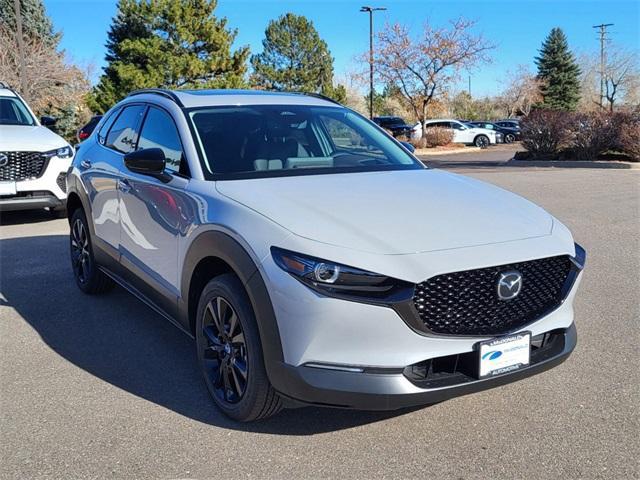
[118, 178, 132, 193]
[80, 159, 91, 169]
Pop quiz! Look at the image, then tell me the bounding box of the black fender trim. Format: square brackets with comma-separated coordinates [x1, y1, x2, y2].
[179, 231, 285, 388]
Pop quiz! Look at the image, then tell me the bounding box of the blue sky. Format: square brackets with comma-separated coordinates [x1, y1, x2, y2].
[44, 0, 639, 97]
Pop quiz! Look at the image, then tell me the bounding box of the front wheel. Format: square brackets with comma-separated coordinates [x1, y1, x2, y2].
[474, 135, 490, 148]
[196, 274, 282, 422]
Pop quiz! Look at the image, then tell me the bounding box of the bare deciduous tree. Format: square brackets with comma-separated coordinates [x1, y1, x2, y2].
[373, 18, 494, 137]
[604, 49, 639, 112]
[498, 65, 542, 117]
[0, 24, 90, 131]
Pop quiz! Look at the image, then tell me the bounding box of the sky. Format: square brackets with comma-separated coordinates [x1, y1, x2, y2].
[43, 0, 640, 97]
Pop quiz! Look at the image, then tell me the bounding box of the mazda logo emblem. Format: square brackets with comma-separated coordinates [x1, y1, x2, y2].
[497, 271, 522, 300]
[0, 153, 8, 168]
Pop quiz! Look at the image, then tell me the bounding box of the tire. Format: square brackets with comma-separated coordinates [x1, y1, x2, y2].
[196, 274, 282, 422]
[69, 209, 114, 294]
[505, 133, 515, 143]
[474, 135, 490, 148]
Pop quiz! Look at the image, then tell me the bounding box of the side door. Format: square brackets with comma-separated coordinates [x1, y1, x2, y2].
[449, 121, 470, 143]
[83, 105, 145, 264]
[118, 105, 190, 317]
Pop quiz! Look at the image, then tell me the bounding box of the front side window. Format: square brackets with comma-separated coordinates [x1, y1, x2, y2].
[105, 105, 145, 154]
[188, 105, 422, 179]
[0, 96, 35, 126]
[138, 107, 184, 173]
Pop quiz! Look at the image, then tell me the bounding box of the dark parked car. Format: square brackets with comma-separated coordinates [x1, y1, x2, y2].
[76, 115, 103, 143]
[468, 121, 520, 143]
[372, 116, 414, 138]
[495, 119, 521, 131]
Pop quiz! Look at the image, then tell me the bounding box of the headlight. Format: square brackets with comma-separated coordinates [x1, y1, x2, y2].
[271, 247, 413, 303]
[42, 146, 74, 159]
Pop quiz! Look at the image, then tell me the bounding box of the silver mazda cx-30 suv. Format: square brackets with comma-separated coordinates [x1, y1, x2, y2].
[67, 89, 585, 421]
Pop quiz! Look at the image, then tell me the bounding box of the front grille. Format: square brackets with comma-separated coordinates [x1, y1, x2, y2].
[413, 256, 573, 336]
[0, 151, 48, 181]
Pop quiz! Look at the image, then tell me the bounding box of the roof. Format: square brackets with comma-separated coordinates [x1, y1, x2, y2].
[0, 88, 17, 98]
[424, 118, 462, 123]
[127, 88, 340, 108]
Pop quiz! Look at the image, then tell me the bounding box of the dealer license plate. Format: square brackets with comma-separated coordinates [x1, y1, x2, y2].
[478, 332, 531, 378]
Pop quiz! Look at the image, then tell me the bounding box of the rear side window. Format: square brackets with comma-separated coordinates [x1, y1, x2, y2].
[97, 109, 120, 145]
[138, 107, 184, 174]
[105, 105, 146, 153]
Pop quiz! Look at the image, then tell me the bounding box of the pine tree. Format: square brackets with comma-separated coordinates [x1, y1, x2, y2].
[0, 0, 59, 46]
[535, 27, 581, 110]
[250, 13, 344, 101]
[88, 0, 249, 113]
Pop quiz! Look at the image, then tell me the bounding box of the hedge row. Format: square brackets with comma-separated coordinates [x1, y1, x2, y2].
[520, 108, 640, 161]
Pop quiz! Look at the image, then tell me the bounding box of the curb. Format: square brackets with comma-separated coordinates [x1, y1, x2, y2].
[508, 159, 640, 170]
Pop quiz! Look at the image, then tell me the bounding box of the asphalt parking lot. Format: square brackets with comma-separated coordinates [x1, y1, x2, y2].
[1, 155, 639, 479]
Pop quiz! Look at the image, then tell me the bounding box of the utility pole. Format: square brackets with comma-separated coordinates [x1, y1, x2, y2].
[360, 6, 386, 119]
[592, 23, 613, 109]
[14, 0, 26, 95]
[468, 75, 471, 96]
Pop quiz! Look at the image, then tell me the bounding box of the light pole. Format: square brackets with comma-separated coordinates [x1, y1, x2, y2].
[360, 6, 386, 119]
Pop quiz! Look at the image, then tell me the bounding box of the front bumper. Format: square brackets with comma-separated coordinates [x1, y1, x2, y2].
[274, 323, 576, 410]
[0, 191, 62, 211]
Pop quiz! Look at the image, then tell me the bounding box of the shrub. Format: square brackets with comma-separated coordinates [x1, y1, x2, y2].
[619, 122, 640, 161]
[568, 112, 618, 160]
[520, 109, 571, 158]
[410, 127, 454, 148]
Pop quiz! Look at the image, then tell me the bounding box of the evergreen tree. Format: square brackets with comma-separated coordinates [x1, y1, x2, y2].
[88, 0, 249, 113]
[251, 13, 344, 101]
[0, 0, 59, 46]
[535, 27, 581, 110]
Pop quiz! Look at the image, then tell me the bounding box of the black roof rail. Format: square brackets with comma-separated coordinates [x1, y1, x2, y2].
[127, 88, 184, 107]
[292, 91, 341, 105]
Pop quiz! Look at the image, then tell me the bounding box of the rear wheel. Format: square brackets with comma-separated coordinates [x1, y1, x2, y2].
[474, 135, 490, 148]
[505, 133, 515, 143]
[196, 274, 282, 421]
[69, 209, 114, 294]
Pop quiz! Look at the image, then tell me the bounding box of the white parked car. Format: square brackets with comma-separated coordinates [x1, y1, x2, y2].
[0, 82, 74, 216]
[414, 119, 500, 147]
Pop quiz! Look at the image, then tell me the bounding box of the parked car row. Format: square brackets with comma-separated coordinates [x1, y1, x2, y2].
[374, 114, 521, 147]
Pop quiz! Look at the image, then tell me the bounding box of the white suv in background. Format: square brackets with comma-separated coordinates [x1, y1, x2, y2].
[0, 82, 74, 216]
[416, 119, 500, 147]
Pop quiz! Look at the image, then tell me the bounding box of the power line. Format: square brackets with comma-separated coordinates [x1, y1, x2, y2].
[592, 23, 614, 109]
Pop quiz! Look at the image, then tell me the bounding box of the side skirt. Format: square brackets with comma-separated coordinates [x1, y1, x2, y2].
[98, 266, 194, 339]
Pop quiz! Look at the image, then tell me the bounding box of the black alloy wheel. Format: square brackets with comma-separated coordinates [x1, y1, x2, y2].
[475, 135, 490, 148]
[196, 274, 282, 421]
[69, 209, 113, 294]
[70, 215, 91, 285]
[505, 133, 515, 143]
[200, 296, 248, 404]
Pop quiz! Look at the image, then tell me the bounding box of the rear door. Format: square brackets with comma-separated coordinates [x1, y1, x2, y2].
[118, 105, 190, 317]
[83, 104, 145, 263]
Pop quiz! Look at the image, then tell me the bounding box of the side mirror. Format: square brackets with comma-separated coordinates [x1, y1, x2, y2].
[40, 116, 57, 126]
[124, 148, 166, 176]
[399, 141, 415, 153]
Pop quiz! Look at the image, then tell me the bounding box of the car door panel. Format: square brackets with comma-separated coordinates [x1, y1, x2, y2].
[118, 106, 187, 318]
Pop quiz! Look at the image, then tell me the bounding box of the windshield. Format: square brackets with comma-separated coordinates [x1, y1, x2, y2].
[188, 105, 422, 179]
[0, 96, 36, 126]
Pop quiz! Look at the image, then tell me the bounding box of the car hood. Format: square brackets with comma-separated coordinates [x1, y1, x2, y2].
[0, 125, 68, 151]
[216, 169, 554, 255]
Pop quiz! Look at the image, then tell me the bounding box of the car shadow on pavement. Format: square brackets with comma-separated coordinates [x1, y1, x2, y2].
[0, 234, 419, 435]
[0, 209, 59, 226]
